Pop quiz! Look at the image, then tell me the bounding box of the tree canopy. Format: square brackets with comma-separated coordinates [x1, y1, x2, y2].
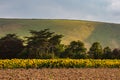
[89, 42, 103, 59]
[0, 29, 119, 59]
[0, 34, 24, 59]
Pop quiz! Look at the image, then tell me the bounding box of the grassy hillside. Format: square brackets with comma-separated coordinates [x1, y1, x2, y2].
[0, 18, 120, 49]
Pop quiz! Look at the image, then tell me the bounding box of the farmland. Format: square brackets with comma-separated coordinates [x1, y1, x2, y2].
[0, 19, 120, 79]
[0, 59, 120, 68]
[0, 57, 119, 80]
[0, 68, 120, 80]
[0, 59, 120, 80]
[0, 18, 120, 79]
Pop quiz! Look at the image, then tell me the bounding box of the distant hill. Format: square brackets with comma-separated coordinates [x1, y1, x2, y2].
[0, 18, 120, 49]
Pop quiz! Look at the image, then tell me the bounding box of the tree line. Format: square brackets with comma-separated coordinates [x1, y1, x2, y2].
[0, 29, 120, 59]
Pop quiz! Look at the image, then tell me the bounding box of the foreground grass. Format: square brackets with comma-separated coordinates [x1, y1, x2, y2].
[0, 59, 120, 69]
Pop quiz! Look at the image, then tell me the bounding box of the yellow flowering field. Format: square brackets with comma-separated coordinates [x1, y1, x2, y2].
[0, 59, 120, 69]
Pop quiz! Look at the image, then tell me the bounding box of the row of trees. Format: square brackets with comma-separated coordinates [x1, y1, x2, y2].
[0, 29, 120, 59]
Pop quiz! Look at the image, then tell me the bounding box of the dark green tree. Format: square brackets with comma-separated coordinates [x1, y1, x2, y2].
[26, 29, 54, 58]
[89, 42, 103, 59]
[49, 34, 63, 57]
[0, 34, 24, 59]
[103, 47, 112, 59]
[63, 40, 87, 58]
[26, 29, 63, 58]
[112, 48, 120, 59]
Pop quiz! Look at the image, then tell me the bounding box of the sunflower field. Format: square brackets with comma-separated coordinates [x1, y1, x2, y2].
[0, 59, 120, 69]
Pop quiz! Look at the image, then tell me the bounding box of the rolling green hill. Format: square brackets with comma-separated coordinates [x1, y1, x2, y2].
[0, 18, 120, 49]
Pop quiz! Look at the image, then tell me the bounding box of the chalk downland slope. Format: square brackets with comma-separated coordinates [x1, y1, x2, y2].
[0, 19, 120, 48]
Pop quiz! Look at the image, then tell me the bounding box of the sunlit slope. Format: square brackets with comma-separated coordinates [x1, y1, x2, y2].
[0, 19, 120, 48]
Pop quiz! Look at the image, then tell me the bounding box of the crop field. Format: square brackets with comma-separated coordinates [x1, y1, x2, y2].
[0, 59, 120, 68]
[0, 68, 120, 80]
[0, 59, 120, 80]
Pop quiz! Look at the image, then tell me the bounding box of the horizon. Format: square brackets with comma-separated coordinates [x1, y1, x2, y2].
[0, 18, 118, 24]
[0, 0, 120, 23]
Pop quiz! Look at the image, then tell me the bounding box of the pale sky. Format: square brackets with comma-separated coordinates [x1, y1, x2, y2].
[0, 0, 120, 23]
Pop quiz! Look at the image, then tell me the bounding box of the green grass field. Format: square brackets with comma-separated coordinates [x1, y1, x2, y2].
[0, 18, 120, 48]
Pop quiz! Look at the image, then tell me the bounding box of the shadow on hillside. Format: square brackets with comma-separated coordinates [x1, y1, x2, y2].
[85, 23, 120, 49]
